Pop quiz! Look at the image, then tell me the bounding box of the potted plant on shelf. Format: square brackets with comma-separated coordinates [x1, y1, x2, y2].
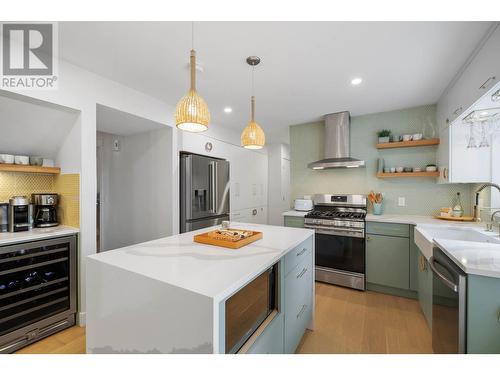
[377, 129, 392, 143]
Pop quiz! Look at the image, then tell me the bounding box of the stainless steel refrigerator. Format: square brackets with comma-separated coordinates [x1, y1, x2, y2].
[180, 152, 230, 233]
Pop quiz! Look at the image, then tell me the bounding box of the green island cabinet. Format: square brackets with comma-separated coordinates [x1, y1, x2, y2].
[365, 222, 418, 298]
[245, 237, 313, 354]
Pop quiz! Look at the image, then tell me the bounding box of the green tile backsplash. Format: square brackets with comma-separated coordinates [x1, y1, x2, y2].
[290, 104, 473, 216]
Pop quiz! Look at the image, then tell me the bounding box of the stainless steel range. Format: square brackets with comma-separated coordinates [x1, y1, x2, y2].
[304, 194, 367, 290]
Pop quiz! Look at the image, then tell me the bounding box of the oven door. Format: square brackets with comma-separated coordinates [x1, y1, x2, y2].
[315, 232, 365, 274]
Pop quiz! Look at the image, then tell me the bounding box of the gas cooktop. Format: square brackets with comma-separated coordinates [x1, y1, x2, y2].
[305, 210, 366, 220]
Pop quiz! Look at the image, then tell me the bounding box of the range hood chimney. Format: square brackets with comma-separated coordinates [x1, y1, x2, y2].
[308, 111, 365, 169]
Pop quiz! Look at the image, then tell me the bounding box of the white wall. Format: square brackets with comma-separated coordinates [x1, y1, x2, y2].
[97, 128, 173, 251]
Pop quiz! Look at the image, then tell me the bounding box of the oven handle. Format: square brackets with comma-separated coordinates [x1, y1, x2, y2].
[304, 225, 364, 238]
[429, 256, 458, 292]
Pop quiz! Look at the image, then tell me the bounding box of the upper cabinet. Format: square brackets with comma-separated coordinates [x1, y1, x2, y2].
[437, 23, 500, 184]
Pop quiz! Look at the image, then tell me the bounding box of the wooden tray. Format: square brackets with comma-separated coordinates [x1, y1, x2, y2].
[194, 229, 263, 249]
[433, 215, 475, 222]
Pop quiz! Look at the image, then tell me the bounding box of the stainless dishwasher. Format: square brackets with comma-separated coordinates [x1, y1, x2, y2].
[429, 246, 467, 354]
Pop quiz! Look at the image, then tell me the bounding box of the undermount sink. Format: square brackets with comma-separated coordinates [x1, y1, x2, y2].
[414, 225, 500, 260]
[419, 226, 499, 243]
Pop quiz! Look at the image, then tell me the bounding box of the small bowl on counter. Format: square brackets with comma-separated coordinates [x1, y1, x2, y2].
[0, 154, 14, 164]
[14, 155, 29, 165]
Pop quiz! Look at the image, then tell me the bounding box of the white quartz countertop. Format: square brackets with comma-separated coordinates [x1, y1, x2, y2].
[87, 223, 314, 301]
[434, 238, 500, 278]
[0, 226, 79, 246]
[366, 214, 484, 227]
[282, 210, 311, 217]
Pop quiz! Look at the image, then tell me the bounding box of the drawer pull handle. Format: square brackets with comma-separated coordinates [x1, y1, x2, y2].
[296, 248, 307, 257]
[479, 76, 496, 90]
[296, 267, 307, 279]
[297, 304, 307, 319]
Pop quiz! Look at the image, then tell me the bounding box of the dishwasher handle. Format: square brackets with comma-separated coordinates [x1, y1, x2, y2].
[429, 256, 459, 292]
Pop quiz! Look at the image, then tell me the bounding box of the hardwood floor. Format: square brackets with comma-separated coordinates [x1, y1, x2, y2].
[15, 326, 86, 354]
[14, 282, 432, 354]
[296, 282, 433, 354]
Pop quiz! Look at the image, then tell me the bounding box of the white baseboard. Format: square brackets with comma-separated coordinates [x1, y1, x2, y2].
[77, 312, 86, 327]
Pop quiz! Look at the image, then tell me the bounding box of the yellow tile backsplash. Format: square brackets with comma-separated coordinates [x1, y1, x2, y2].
[54, 174, 80, 228]
[0, 171, 80, 228]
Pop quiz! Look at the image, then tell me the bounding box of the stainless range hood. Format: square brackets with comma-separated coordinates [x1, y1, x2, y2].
[308, 111, 365, 169]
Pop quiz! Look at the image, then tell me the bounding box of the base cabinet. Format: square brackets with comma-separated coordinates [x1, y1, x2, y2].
[467, 274, 500, 353]
[284, 216, 305, 228]
[417, 251, 432, 329]
[247, 313, 284, 354]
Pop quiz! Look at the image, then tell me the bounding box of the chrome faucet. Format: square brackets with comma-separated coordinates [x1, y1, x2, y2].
[487, 210, 500, 234]
[473, 183, 500, 222]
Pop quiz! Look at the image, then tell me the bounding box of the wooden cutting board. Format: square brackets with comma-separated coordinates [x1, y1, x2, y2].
[194, 229, 263, 249]
[433, 215, 475, 222]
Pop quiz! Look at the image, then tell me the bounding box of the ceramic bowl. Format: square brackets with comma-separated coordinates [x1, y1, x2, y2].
[413, 133, 423, 141]
[29, 156, 43, 166]
[402, 134, 412, 142]
[396, 166, 404, 173]
[426, 166, 437, 172]
[390, 167, 396, 173]
[14, 155, 29, 165]
[0, 154, 14, 164]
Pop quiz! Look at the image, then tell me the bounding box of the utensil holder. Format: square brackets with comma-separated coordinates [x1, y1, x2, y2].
[373, 202, 383, 215]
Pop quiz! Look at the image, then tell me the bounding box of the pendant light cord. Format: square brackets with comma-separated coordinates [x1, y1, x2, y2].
[191, 21, 194, 50]
[190, 21, 195, 90]
[251, 66, 255, 122]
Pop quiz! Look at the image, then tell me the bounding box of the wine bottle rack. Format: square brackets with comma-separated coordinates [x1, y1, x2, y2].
[0, 235, 77, 353]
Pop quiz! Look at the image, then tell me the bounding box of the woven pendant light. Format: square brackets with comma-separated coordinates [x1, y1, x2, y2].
[241, 56, 265, 149]
[175, 24, 210, 132]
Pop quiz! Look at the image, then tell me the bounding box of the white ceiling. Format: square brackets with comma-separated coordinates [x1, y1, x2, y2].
[0, 93, 79, 158]
[59, 22, 493, 142]
[96, 104, 165, 136]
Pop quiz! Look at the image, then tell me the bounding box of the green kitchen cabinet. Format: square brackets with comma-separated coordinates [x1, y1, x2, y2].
[467, 274, 500, 353]
[417, 250, 432, 329]
[409, 226, 419, 292]
[366, 233, 410, 290]
[284, 216, 305, 228]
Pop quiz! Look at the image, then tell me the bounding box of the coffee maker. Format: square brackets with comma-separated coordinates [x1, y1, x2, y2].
[32, 193, 59, 228]
[8, 196, 31, 232]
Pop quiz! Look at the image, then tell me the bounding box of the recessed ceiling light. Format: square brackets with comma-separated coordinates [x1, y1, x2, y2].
[224, 107, 232, 114]
[351, 77, 363, 86]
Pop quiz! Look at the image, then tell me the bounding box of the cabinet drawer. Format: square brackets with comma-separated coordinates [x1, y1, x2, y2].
[284, 216, 305, 228]
[366, 222, 410, 238]
[284, 237, 312, 276]
[366, 234, 410, 290]
[246, 313, 284, 354]
[284, 257, 313, 354]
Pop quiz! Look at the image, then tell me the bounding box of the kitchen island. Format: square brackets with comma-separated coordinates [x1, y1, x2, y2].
[86, 223, 314, 354]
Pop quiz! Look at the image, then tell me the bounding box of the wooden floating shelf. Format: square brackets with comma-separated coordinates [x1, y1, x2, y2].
[0, 164, 60, 174]
[376, 138, 440, 149]
[377, 171, 440, 178]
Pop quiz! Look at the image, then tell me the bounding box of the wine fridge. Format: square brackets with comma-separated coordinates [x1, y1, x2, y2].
[0, 235, 77, 353]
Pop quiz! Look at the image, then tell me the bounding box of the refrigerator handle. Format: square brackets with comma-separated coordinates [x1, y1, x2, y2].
[209, 161, 217, 214]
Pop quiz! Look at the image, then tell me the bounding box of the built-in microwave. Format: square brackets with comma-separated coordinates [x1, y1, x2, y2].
[225, 263, 278, 354]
